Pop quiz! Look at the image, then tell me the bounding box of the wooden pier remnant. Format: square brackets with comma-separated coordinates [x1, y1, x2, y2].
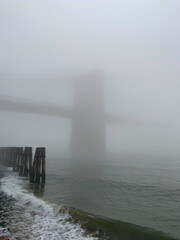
[42, 148, 46, 184]
[30, 147, 46, 184]
[0, 146, 46, 184]
[12, 147, 18, 171]
[0, 147, 17, 166]
[23, 147, 32, 177]
[17, 147, 24, 176]
[0, 147, 6, 165]
[4, 147, 12, 166]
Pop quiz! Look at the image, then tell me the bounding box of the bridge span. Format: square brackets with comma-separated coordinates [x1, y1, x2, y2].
[0, 71, 138, 160]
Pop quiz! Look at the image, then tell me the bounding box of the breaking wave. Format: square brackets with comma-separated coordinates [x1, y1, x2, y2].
[0, 169, 178, 240]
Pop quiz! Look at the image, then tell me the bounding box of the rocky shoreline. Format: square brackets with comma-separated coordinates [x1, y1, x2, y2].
[0, 167, 12, 240]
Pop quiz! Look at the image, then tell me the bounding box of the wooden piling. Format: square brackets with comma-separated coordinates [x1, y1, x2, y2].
[35, 148, 41, 184]
[0, 147, 6, 165]
[12, 147, 17, 171]
[18, 147, 24, 176]
[28, 147, 33, 177]
[30, 151, 36, 183]
[42, 148, 46, 184]
[5, 147, 10, 166]
[23, 147, 28, 176]
[30, 147, 46, 184]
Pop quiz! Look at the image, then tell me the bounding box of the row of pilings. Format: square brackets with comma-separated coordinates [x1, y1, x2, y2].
[0, 147, 46, 184]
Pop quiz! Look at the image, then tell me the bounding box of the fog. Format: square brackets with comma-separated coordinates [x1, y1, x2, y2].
[0, 0, 180, 163]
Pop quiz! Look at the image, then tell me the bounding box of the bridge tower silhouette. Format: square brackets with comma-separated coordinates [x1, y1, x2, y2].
[71, 71, 106, 160]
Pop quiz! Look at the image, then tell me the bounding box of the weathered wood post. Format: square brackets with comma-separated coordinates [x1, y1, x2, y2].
[30, 148, 37, 183]
[18, 147, 24, 176]
[23, 147, 27, 176]
[42, 147, 46, 184]
[13, 147, 18, 171]
[4, 147, 7, 166]
[3, 147, 6, 165]
[17, 148, 20, 171]
[6, 147, 10, 166]
[8, 147, 12, 166]
[2, 147, 6, 165]
[35, 148, 41, 184]
[0, 147, 5, 165]
[23, 147, 33, 177]
[28, 147, 33, 177]
[24, 147, 29, 176]
[11, 147, 14, 167]
[0, 147, 4, 164]
[30, 147, 46, 184]
[9, 147, 12, 167]
[0, 147, 1, 160]
[2, 147, 15, 166]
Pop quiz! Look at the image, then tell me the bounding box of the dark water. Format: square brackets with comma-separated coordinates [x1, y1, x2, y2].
[0, 158, 180, 239]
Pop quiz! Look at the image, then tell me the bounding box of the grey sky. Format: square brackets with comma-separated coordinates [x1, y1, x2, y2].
[0, 0, 180, 161]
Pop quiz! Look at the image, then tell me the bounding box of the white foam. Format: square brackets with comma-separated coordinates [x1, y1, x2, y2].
[0, 172, 99, 240]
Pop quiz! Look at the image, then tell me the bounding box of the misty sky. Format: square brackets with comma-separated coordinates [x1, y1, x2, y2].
[0, 0, 180, 161]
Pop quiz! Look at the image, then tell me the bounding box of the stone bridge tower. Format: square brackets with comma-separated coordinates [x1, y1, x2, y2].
[71, 71, 106, 160]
